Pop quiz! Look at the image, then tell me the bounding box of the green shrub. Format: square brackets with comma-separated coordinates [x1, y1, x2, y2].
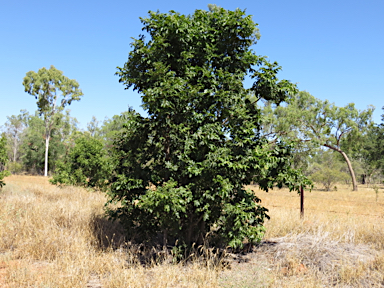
[6, 161, 24, 174]
[50, 136, 111, 190]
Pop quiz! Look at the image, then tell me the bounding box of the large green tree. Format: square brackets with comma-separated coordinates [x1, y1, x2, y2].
[109, 7, 310, 249]
[23, 65, 83, 176]
[261, 91, 373, 191]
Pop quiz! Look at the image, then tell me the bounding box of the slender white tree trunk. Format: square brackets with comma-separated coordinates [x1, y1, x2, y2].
[13, 134, 17, 162]
[44, 135, 50, 177]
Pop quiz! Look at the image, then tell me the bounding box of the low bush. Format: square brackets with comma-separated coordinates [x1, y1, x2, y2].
[50, 135, 112, 190]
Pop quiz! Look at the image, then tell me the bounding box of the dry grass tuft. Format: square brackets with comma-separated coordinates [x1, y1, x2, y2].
[255, 232, 382, 287]
[1, 176, 384, 287]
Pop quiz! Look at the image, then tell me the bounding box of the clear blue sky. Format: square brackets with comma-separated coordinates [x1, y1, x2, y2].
[1, 0, 383, 129]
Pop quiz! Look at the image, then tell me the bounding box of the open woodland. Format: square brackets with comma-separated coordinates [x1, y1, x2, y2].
[1, 6, 384, 287]
[0, 175, 383, 287]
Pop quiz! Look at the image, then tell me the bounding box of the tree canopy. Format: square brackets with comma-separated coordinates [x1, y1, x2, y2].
[260, 91, 374, 191]
[109, 7, 310, 249]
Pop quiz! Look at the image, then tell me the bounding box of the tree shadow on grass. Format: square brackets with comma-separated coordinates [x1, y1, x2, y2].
[89, 214, 262, 269]
[89, 214, 167, 266]
[90, 214, 127, 250]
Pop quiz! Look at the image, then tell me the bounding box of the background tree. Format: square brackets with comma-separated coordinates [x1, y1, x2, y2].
[109, 7, 310, 250]
[0, 134, 10, 189]
[308, 150, 349, 191]
[23, 65, 83, 176]
[1, 111, 28, 163]
[20, 113, 45, 174]
[356, 107, 384, 184]
[53, 110, 80, 159]
[87, 116, 100, 138]
[260, 91, 373, 191]
[98, 110, 136, 150]
[20, 111, 79, 175]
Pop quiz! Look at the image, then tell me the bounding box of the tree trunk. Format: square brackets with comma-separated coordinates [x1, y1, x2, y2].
[163, 229, 168, 252]
[324, 144, 358, 191]
[185, 214, 194, 247]
[44, 135, 50, 177]
[13, 136, 18, 163]
[339, 151, 358, 191]
[361, 174, 366, 185]
[13, 146, 17, 163]
[197, 220, 205, 246]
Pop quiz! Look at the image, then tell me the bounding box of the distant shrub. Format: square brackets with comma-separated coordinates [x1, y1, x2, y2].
[50, 136, 111, 190]
[6, 161, 24, 174]
[308, 150, 349, 191]
[311, 166, 349, 191]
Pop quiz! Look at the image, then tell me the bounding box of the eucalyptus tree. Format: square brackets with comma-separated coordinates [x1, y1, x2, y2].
[261, 91, 374, 191]
[109, 7, 310, 249]
[23, 65, 83, 176]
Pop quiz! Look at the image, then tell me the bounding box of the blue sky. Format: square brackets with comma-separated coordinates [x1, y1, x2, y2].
[1, 0, 383, 129]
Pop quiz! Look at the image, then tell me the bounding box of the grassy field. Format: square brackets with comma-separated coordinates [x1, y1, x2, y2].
[0, 175, 383, 287]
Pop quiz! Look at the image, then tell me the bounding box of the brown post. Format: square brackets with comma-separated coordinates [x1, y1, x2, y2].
[300, 186, 304, 219]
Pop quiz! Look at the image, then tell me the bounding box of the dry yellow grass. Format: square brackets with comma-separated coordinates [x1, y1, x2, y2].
[248, 184, 384, 250]
[0, 175, 383, 287]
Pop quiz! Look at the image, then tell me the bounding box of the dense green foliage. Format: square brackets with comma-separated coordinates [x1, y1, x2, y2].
[51, 135, 111, 190]
[108, 7, 310, 249]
